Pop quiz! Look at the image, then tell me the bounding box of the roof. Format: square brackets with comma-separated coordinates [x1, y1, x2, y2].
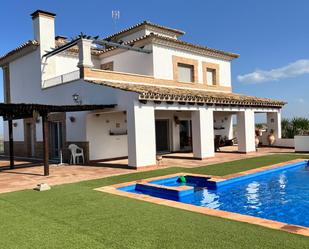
[104, 20, 185, 41]
[85, 80, 285, 108]
[0, 22, 238, 65]
[100, 33, 239, 60]
[0, 38, 102, 65]
[0, 40, 39, 66]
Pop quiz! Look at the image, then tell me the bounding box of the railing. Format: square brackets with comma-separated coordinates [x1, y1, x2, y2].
[43, 70, 80, 88]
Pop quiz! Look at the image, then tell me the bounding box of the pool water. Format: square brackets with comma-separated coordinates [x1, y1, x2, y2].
[182, 165, 309, 227]
[120, 161, 309, 227]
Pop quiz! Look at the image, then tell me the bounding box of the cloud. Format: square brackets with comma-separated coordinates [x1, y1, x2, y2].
[237, 59, 309, 84]
[297, 98, 305, 103]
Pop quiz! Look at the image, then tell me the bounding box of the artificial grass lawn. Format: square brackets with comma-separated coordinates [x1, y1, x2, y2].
[0, 154, 308, 249]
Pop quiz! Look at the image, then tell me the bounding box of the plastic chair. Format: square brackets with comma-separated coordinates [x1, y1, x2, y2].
[68, 144, 84, 164]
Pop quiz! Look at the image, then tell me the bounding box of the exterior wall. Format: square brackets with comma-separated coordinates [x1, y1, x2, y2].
[191, 109, 215, 158]
[86, 111, 128, 160]
[117, 29, 147, 42]
[260, 133, 294, 148]
[236, 110, 256, 153]
[273, 138, 294, 148]
[127, 101, 156, 167]
[99, 46, 153, 76]
[152, 44, 231, 87]
[294, 136, 309, 152]
[213, 112, 233, 139]
[54, 54, 79, 76]
[113, 28, 178, 43]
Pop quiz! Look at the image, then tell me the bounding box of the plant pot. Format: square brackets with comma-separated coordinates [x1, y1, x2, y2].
[268, 134, 275, 146]
[255, 136, 259, 147]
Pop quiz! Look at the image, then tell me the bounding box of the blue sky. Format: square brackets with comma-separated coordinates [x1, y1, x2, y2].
[1, 0, 309, 122]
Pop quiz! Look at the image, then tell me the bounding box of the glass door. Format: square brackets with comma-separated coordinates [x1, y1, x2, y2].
[155, 119, 170, 153]
[179, 120, 192, 151]
[49, 121, 63, 160]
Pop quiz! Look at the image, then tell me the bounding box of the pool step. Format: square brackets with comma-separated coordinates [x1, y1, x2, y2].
[135, 183, 194, 200]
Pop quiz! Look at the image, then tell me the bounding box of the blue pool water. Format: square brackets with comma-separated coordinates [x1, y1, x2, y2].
[120, 161, 309, 227]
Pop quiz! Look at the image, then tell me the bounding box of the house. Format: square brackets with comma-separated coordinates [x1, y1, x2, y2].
[0, 10, 285, 168]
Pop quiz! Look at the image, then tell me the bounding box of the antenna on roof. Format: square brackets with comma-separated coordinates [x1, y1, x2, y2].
[112, 10, 120, 32]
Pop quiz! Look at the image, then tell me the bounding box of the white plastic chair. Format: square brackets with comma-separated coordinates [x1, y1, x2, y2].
[68, 144, 84, 164]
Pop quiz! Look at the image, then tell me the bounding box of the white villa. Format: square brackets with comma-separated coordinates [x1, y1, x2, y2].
[0, 10, 285, 168]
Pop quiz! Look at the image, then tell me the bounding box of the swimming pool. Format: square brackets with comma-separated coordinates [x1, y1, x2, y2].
[118, 161, 309, 228]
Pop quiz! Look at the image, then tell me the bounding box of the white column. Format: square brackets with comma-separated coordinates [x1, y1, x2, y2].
[127, 103, 156, 167]
[191, 109, 215, 159]
[237, 110, 256, 153]
[267, 111, 282, 139]
[77, 39, 94, 68]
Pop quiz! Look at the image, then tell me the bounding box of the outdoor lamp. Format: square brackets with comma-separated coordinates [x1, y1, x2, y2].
[72, 93, 82, 105]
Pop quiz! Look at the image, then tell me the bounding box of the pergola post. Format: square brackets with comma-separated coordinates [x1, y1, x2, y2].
[8, 119, 14, 169]
[42, 114, 49, 176]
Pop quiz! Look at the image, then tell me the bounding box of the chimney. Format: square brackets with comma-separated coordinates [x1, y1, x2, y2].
[31, 10, 56, 56]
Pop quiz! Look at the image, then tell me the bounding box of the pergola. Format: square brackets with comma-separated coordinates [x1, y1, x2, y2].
[0, 103, 115, 176]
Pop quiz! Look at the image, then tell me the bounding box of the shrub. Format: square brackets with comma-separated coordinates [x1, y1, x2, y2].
[281, 117, 309, 138]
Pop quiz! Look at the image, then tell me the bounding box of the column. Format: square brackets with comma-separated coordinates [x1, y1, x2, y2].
[8, 120, 14, 169]
[267, 111, 281, 139]
[127, 103, 156, 168]
[77, 38, 93, 78]
[191, 109, 215, 159]
[237, 110, 256, 153]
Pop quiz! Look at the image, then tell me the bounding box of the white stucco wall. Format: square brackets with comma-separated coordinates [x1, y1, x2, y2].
[3, 119, 24, 141]
[113, 28, 178, 43]
[86, 111, 128, 160]
[117, 29, 147, 42]
[295, 136, 309, 152]
[152, 44, 231, 87]
[213, 112, 233, 139]
[236, 110, 256, 153]
[100, 46, 153, 76]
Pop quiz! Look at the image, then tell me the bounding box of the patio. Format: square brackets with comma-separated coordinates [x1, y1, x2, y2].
[0, 146, 294, 193]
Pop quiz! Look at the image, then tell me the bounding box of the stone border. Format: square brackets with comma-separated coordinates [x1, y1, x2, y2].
[95, 159, 309, 236]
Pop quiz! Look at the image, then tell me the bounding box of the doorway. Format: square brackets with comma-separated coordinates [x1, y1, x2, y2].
[155, 119, 170, 153]
[179, 120, 192, 151]
[49, 121, 63, 160]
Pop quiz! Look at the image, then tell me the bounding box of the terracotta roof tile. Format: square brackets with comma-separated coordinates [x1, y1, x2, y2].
[99, 33, 239, 60]
[0, 40, 39, 64]
[104, 20, 185, 41]
[86, 80, 285, 108]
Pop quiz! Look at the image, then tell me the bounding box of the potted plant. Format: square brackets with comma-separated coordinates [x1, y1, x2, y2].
[268, 129, 275, 146]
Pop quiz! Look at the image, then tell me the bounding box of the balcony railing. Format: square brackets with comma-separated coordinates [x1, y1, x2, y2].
[43, 70, 80, 88]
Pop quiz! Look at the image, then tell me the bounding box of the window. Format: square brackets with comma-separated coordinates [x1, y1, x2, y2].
[100, 61, 114, 71]
[202, 62, 219, 86]
[206, 68, 216, 85]
[177, 63, 194, 83]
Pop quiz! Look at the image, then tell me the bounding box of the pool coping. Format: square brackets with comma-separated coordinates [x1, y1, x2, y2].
[95, 158, 309, 237]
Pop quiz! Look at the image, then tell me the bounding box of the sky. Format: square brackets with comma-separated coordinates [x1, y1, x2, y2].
[1, 0, 309, 125]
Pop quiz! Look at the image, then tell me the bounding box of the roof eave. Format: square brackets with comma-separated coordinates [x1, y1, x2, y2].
[0, 41, 39, 67]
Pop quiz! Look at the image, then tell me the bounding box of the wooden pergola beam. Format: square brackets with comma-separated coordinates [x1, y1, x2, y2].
[8, 119, 14, 169]
[42, 114, 49, 176]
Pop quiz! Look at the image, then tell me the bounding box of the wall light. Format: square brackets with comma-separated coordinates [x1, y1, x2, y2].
[72, 93, 82, 105]
[69, 116, 76, 123]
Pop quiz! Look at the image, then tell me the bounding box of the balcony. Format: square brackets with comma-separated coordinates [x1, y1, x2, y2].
[43, 70, 80, 88]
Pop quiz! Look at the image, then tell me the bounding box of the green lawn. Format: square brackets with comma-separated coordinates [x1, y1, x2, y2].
[0, 154, 308, 249]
